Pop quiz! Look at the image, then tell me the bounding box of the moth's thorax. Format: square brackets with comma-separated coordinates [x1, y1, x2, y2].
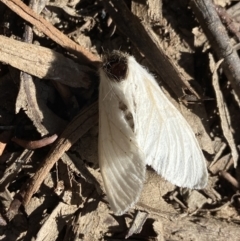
[102, 51, 129, 82]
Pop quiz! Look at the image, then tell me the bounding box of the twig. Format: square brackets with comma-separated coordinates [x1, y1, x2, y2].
[12, 134, 58, 150]
[220, 171, 239, 189]
[190, 0, 240, 101]
[0, 0, 100, 65]
[169, 191, 187, 209]
[215, 5, 240, 42]
[210, 54, 239, 167]
[21, 102, 98, 206]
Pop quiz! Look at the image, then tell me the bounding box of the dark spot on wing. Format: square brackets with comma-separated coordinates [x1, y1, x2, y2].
[119, 101, 127, 111]
[119, 101, 134, 131]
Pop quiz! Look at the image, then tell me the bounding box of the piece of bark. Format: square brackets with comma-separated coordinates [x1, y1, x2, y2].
[35, 202, 78, 241]
[209, 141, 227, 168]
[16, 73, 67, 135]
[209, 153, 232, 175]
[154, 215, 240, 241]
[147, 0, 162, 22]
[190, 0, 240, 101]
[184, 190, 210, 212]
[125, 211, 149, 239]
[69, 200, 118, 241]
[0, 0, 100, 64]
[137, 170, 176, 215]
[0, 150, 33, 191]
[0, 35, 94, 88]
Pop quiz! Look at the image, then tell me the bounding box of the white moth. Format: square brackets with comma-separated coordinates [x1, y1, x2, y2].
[99, 51, 208, 215]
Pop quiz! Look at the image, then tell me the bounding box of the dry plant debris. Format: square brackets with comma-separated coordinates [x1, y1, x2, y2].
[0, 0, 240, 240]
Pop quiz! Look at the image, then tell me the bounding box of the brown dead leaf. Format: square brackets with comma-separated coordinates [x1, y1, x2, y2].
[183, 190, 210, 212]
[138, 169, 176, 214]
[76, 201, 119, 240]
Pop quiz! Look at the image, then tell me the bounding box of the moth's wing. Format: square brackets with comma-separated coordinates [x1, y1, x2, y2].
[128, 58, 208, 189]
[98, 74, 145, 215]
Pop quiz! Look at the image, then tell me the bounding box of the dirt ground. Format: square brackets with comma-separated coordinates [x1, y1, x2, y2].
[1, 0, 240, 240]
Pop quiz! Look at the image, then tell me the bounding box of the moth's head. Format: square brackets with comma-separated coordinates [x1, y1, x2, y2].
[101, 51, 129, 82]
